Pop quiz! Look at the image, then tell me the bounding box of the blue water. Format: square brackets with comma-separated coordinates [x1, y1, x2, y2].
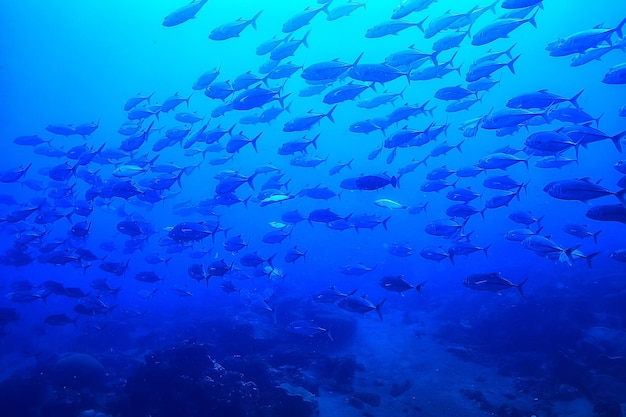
[1, 1, 626, 416]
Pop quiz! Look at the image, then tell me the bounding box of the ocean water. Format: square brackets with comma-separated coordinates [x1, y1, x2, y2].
[1, 0, 626, 416]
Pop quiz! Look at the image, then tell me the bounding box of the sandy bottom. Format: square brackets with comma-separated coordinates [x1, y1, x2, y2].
[316, 316, 596, 417]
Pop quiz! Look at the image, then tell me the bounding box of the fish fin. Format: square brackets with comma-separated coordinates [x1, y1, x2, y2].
[586, 251, 601, 268]
[517, 278, 528, 297]
[416, 16, 427, 33]
[611, 130, 626, 153]
[564, 245, 581, 265]
[251, 132, 262, 153]
[326, 105, 337, 123]
[250, 10, 263, 30]
[616, 17, 626, 39]
[382, 216, 391, 231]
[508, 54, 521, 75]
[376, 299, 386, 321]
[527, 9, 539, 28]
[570, 89, 584, 109]
[301, 29, 311, 48]
[593, 229, 602, 245]
[266, 253, 276, 269]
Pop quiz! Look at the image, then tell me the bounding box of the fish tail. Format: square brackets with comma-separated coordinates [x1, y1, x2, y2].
[616, 188, 626, 204]
[586, 251, 601, 268]
[301, 29, 311, 49]
[277, 92, 291, 109]
[375, 299, 386, 321]
[320, 1, 332, 15]
[247, 172, 257, 190]
[310, 133, 320, 150]
[454, 64, 463, 76]
[415, 281, 427, 295]
[352, 52, 365, 70]
[527, 9, 539, 29]
[593, 229, 602, 245]
[564, 245, 580, 265]
[594, 112, 604, 128]
[570, 89, 584, 109]
[616, 17, 626, 39]
[610, 130, 626, 153]
[267, 253, 276, 269]
[262, 73, 270, 87]
[430, 50, 439, 66]
[416, 16, 427, 33]
[326, 105, 337, 123]
[449, 251, 455, 266]
[327, 330, 334, 342]
[250, 10, 263, 30]
[382, 216, 391, 231]
[251, 132, 262, 153]
[508, 54, 521, 75]
[517, 278, 528, 297]
[505, 43, 517, 60]
[483, 244, 492, 258]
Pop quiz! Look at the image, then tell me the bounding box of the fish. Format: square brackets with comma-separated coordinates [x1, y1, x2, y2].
[314, 286, 357, 303]
[544, 178, 626, 202]
[586, 204, 626, 223]
[420, 246, 455, 265]
[464, 273, 527, 296]
[286, 320, 333, 340]
[610, 249, 626, 263]
[562, 224, 602, 243]
[44, 313, 77, 326]
[548, 17, 626, 56]
[449, 242, 491, 258]
[209, 10, 263, 40]
[354, 174, 398, 190]
[508, 211, 542, 227]
[471, 11, 538, 46]
[338, 295, 386, 321]
[365, 19, 425, 38]
[391, 0, 436, 19]
[278, 134, 319, 155]
[465, 55, 521, 82]
[508, 89, 584, 110]
[522, 235, 577, 263]
[163, 0, 208, 27]
[284, 246, 306, 264]
[602, 63, 626, 84]
[0, 163, 32, 183]
[283, 106, 336, 132]
[379, 275, 425, 294]
[339, 263, 376, 276]
[477, 153, 529, 170]
[282, 3, 330, 33]
[374, 199, 408, 210]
